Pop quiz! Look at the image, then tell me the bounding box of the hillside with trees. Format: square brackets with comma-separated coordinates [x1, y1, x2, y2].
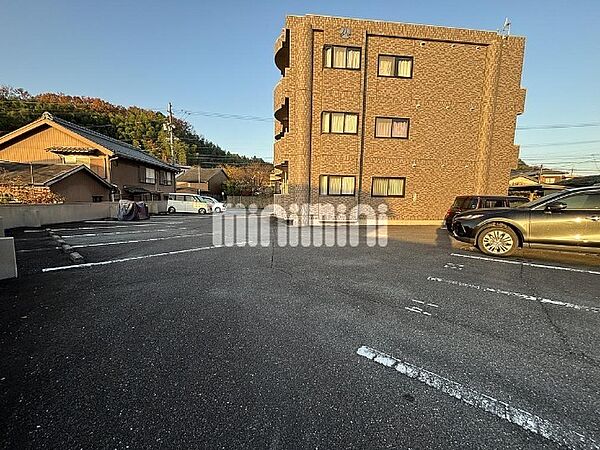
[0, 86, 263, 166]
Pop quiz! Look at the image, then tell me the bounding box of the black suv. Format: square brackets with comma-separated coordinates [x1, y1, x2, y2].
[444, 195, 528, 230]
[451, 186, 600, 256]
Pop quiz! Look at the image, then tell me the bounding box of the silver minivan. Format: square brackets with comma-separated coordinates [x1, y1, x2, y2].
[167, 193, 213, 214]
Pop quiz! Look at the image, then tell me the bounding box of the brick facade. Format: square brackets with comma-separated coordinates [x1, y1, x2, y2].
[272, 15, 526, 223]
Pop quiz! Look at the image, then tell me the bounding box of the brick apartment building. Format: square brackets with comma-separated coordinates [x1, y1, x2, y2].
[272, 15, 526, 223]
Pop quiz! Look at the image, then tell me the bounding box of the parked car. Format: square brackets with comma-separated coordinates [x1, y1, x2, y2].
[167, 193, 212, 214]
[444, 195, 528, 230]
[198, 195, 226, 213]
[450, 186, 600, 256]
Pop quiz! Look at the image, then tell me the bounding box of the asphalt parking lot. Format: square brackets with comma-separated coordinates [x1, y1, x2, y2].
[1, 211, 599, 449]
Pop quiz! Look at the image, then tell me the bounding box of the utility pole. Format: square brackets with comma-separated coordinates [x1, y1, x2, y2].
[167, 102, 175, 165]
[197, 158, 201, 194]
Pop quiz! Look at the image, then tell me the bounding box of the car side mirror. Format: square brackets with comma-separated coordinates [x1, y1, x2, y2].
[545, 201, 567, 213]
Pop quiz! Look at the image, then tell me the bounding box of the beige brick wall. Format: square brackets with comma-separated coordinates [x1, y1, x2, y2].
[273, 15, 526, 222]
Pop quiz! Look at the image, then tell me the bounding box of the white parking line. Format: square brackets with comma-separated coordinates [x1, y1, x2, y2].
[61, 228, 179, 238]
[451, 253, 600, 275]
[357, 346, 598, 450]
[405, 306, 432, 316]
[50, 222, 183, 231]
[41, 242, 248, 272]
[444, 262, 464, 271]
[427, 276, 600, 313]
[17, 247, 62, 253]
[70, 232, 211, 248]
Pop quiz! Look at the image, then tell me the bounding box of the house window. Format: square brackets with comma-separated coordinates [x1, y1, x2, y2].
[319, 175, 356, 196]
[375, 117, 410, 139]
[139, 167, 156, 184]
[378, 55, 413, 78]
[322, 112, 359, 134]
[371, 177, 406, 197]
[159, 171, 173, 186]
[324, 45, 361, 69]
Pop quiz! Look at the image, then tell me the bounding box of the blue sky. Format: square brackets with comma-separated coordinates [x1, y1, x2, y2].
[1, 0, 599, 173]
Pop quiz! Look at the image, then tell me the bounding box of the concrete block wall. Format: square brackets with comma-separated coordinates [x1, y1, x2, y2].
[0, 201, 168, 230]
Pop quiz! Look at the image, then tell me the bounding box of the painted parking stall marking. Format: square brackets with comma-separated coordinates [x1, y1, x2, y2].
[427, 276, 600, 313]
[357, 346, 599, 450]
[49, 222, 183, 232]
[444, 262, 464, 271]
[404, 299, 438, 317]
[42, 242, 250, 272]
[60, 228, 184, 238]
[451, 252, 600, 276]
[17, 246, 62, 253]
[70, 232, 211, 248]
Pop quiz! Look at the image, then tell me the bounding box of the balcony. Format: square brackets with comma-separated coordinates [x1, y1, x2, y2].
[274, 97, 289, 141]
[274, 29, 290, 76]
[270, 161, 289, 195]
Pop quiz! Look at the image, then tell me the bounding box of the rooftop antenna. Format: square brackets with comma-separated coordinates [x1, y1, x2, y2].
[499, 17, 511, 38]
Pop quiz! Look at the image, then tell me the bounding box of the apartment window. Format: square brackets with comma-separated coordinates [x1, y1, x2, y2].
[375, 117, 410, 139]
[139, 167, 156, 184]
[378, 55, 413, 78]
[159, 171, 173, 186]
[319, 175, 356, 196]
[322, 112, 359, 134]
[371, 177, 406, 197]
[324, 45, 361, 69]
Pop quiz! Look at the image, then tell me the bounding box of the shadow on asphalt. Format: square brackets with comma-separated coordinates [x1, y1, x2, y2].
[385, 225, 600, 269]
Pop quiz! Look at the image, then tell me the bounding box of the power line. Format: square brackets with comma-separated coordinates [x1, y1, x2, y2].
[177, 109, 273, 122]
[517, 121, 600, 130]
[520, 139, 600, 148]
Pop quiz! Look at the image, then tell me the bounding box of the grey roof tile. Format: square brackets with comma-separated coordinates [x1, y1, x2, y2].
[52, 116, 177, 171]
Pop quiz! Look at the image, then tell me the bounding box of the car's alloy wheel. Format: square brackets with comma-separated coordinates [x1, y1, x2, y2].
[214, 207, 221, 213]
[168, 206, 176, 214]
[198, 208, 206, 214]
[477, 225, 517, 256]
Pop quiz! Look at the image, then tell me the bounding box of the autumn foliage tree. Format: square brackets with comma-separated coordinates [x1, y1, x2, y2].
[0, 86, 263, 166]
[222, 163, 273, 195]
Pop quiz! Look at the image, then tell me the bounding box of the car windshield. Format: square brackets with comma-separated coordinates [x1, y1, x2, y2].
[516, 191, 565, 209]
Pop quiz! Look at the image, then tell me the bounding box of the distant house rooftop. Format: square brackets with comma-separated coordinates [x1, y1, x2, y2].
[49, 114, 176, 171]
[176, 167, 228, 183]
[558, 175, 600, 188]
[0, 112, 177, 172]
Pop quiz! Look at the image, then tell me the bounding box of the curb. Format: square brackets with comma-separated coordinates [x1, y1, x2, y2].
[69, 252, 84, 262]
[46, 228, 86, 264]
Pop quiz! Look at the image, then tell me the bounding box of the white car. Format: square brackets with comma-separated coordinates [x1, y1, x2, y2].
[199, 196, 226, 213]
[167, 193, 213, 214]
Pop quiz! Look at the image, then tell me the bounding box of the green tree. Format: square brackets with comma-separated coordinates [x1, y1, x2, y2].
[0, 86, 265, 167]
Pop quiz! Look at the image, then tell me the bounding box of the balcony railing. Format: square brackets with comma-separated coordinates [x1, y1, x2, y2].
[274, 97, 289, 141]
[274, 29, 290, 76]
